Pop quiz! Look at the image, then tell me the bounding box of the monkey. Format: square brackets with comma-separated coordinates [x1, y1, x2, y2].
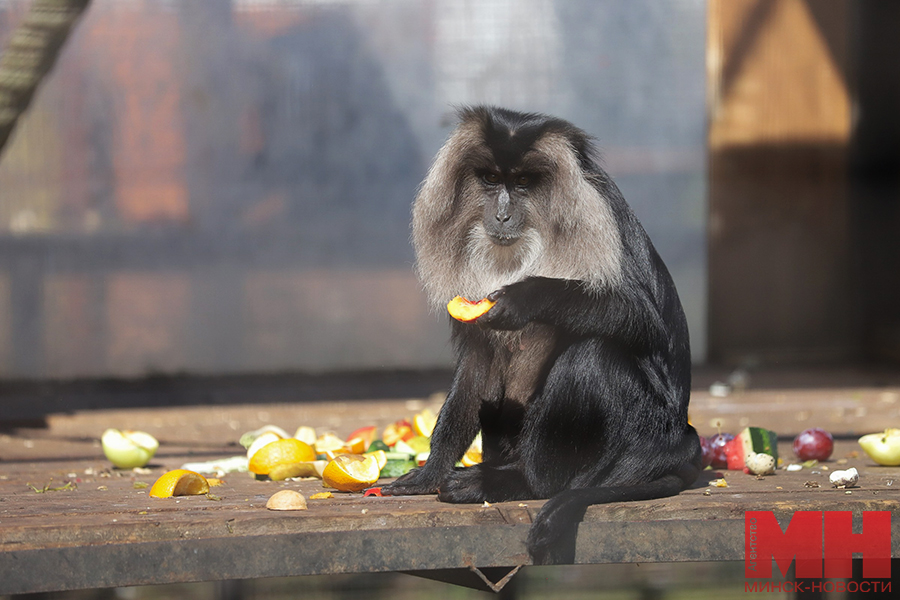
[378, 106, 702, 565]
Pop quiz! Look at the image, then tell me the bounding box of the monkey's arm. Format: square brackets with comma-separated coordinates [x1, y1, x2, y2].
[477, 276, 670, 351]
[379, 326, 491, 495]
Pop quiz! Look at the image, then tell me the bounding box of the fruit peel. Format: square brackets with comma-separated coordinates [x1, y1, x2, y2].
[266, 490, 308, 511]
[322, 454, 381, 492]
[149, 469, 210, 498]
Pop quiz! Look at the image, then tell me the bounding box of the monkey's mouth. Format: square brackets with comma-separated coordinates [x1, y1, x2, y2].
[489, 233, 521, 247]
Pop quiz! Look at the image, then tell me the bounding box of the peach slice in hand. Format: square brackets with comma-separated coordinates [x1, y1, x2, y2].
[447, 296, 496, 322]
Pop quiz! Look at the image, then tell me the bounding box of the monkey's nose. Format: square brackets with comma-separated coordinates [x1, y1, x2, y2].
[496, 213, 511, 223]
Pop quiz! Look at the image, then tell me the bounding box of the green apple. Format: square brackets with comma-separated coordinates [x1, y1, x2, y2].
[101, 429, 159, 468]
[858, 429, 900, 466]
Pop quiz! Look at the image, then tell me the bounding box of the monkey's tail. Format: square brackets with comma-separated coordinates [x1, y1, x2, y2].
[526, 470, 696, 565]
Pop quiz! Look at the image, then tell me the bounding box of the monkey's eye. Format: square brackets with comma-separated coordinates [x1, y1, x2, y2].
[514, 175, 531, 188]
[482, 172, 501, 185]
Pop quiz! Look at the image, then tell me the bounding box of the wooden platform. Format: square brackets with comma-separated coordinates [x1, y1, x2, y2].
[2, 366, 900, 594]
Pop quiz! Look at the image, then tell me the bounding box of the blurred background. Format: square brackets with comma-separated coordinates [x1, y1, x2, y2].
[0, 0, 707, 380]
[4, 0, 894, 384]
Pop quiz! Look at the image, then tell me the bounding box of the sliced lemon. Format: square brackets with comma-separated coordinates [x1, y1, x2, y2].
[447, 296, 495, 322]
[412, 409, 437, 437]
[322, 454, 381, 492]
[149, 469, 210, 498]
[249, 438, 317, 475]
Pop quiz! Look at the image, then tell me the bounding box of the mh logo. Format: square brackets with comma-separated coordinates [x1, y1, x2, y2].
[745, 511, 891, 579]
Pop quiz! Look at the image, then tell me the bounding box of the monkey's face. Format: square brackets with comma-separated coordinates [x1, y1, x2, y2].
[413, 106, 625, 308]
[476, 170, 539, 247]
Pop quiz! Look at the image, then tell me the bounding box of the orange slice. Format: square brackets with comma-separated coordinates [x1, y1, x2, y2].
[249, 438, 317, 475]
[461, 447, 483, 467]
[322, 454, 381, 492]
[447, 296, 495, 322]
[149, 469, 210, 498]
[412, 409, 437, 437]
[314, 432, 346, 455]
[366, 449, 388, 470]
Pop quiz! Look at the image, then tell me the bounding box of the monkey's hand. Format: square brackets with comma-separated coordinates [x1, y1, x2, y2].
[476, 278, 548, 330]
[378, 467, 442, 496]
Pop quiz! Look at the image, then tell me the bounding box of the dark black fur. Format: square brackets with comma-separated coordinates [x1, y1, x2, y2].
[379, 107, 701, 565]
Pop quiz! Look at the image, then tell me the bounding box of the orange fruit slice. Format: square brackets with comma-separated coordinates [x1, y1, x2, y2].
[314, 432, 346, 455]
[461, 447, 483, 467]
[412, 409, 437, 437]
[322, 454, 381, 492]
[149, 469, 210, 498]
[447, 296, 495, 322]
[367, 449, 388, 470]
[249, 438, 317, 475]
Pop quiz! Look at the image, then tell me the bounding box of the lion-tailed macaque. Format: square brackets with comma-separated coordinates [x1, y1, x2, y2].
[378, 106, 701, 565]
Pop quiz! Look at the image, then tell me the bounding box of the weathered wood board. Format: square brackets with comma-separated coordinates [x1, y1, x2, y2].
[2, 370, 900, 594]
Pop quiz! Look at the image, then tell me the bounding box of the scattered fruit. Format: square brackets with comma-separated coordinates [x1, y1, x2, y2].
[293, 426, 317, 446]
[240, 425, 289, 449]
[346, 425, 377, 449]
[698, 435, 713, 468]
[367, 449, 388, 470]
[180, 456, 249, 475]
[461, 432, 483, 467]
[793, 428, 834, 461]
[383, 419, 414, 447]
[314, 432, 346, 455]
[322, 454, 381, 492]
[412, 409, 438, 437]
[364, 487, 383, 497]
[246, 431, 283, 460]
[149, 469, 210, 498]
[706, 433, 734, 469]
[101, 429, 159, 469]
[858, 429, 900, 466]
[310, 491, 333, 499]
[725, 427, 778, 470]
[266, 489, 308, 510]
[268, 461, 325, 481]
[447, 296, 496, 323]
[829, 467, 859, 488]
[343, 437, 368, 455]
[249, 438, 317, 476]
[379, 459, 417, 478]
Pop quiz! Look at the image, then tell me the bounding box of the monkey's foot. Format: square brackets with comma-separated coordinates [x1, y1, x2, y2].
[437, 464, 533, 504]
[378, 467, 440, 496]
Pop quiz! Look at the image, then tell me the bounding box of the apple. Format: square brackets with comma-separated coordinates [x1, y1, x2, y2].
[858, 429, 900, 466]
[101, 429, 159, 469]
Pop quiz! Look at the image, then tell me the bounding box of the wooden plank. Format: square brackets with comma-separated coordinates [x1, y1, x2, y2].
[3, 407, 900, 595]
